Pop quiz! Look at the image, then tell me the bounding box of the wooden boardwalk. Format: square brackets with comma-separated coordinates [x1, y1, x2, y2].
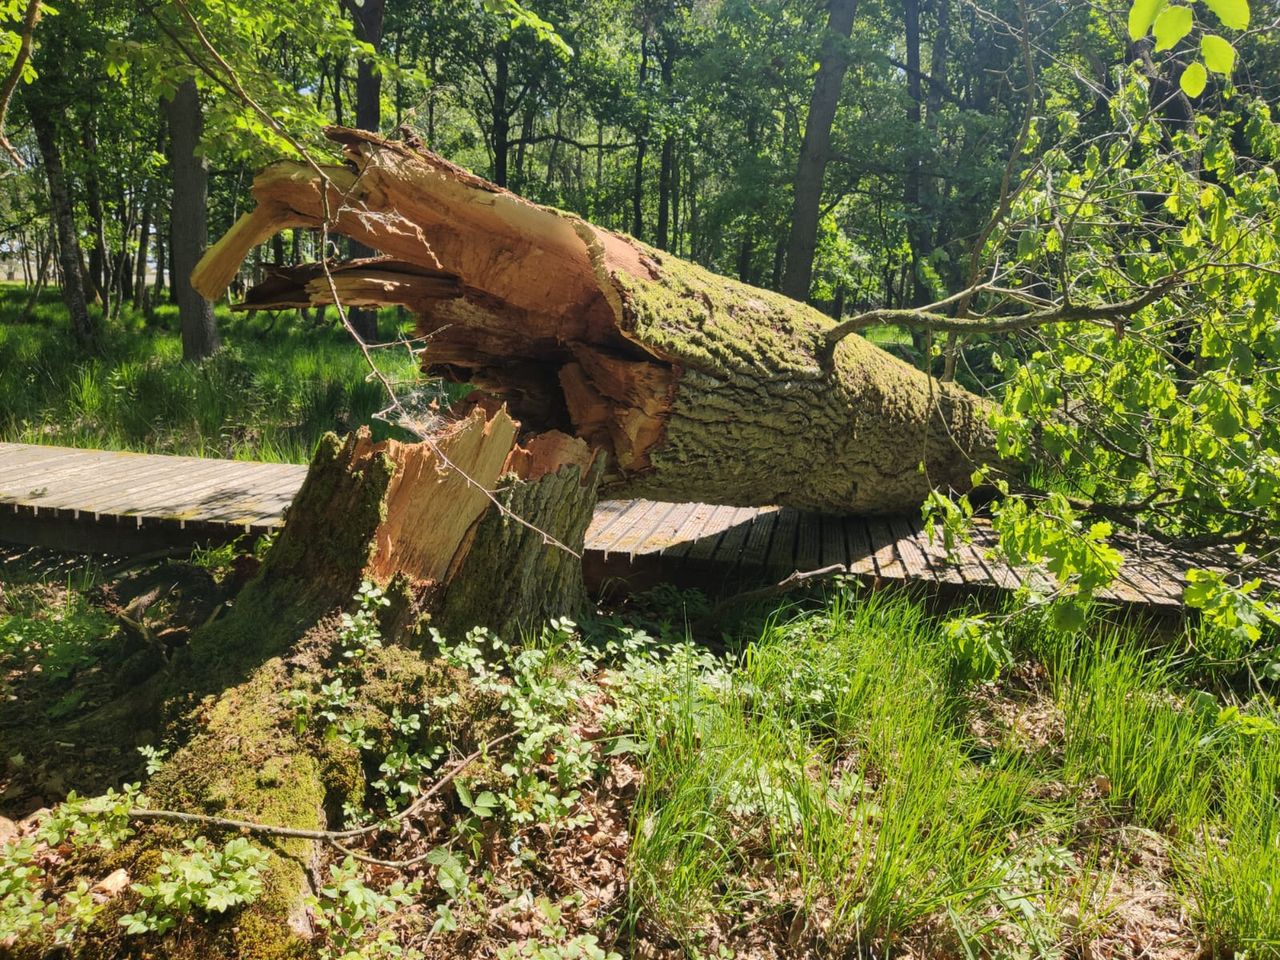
[0, 442, 1264, 611]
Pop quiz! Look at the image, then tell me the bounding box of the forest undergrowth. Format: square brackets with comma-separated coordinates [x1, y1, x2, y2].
[0, 287, 437, 463]
[1, 541, 1276, 959]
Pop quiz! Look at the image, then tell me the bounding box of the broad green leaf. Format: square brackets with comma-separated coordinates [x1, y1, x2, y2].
[1201, 34, 1236, 74]
[1153, 5, 1193, 50]
[1180, 61, 1208, 96]
[1128, 0, 1167, 39]
[426, 848, 467, 897]
[1050, 600, 1086, 632]
[1203, 0, 1249, 29]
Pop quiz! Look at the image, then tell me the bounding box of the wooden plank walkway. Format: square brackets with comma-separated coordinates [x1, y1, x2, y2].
[1, 442, 1268, 610]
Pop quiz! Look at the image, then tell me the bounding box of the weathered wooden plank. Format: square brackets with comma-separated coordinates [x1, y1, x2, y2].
[609, 500, 680, 559]
[866, 518, 907, 580]
[888, 516, 932, 583]
[821, 512, 849, 569]
[584, 499, 639, 552]
[765, 508, 801, 574]
[967, 522, 1023, 591]
[87, 462, 278, 522]
[949, 539, 991, 586]
[708, 506, 760, 568]
[1112, 557, 1182, 604]
[684, 504, 746, 561]
[734, 508, 781, 574]
[844, 518, 876, 576]
[0, 444, 86, 481]
[34, 457, 234, 517]
[182, 468, 308, 524]
[793, 512, 825, 573]
[661, 502, 720, 560]
[0, 449, 139, 501]
[906, 515, 967, 586]
[634, 501, 695, 556]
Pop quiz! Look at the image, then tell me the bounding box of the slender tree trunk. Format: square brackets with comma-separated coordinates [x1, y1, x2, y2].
[31, 109, 97, 350]
[632, 35, 649, 239]
[903, 0, 926, 307]
[514, 105, 533, 187]
[332, 55, 346, 126]
[134, 200, 152, 310]
[351, 0, 384, 134]
[164, 78, 220, 360]
[655, 35, 677, 252]
[736, 117, 760, 283]
[781, 0, 858, 302]
[492, 40, 511, 187]
[18, 242, 52, 323]
[154, 215, 167, 306]
[928, 0, 958, 380]
[83, 124, 109, 313]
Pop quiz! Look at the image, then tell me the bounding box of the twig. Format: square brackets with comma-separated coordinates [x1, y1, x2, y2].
[699, 563, 848, 627]
[127, 733, 513, 855]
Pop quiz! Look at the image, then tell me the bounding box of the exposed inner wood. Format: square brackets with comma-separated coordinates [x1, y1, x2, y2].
[361, 407, 517, 586]
[239, 258, 462, 310]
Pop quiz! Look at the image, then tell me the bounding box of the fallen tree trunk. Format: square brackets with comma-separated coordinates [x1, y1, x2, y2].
[194, 128, 1002, 515]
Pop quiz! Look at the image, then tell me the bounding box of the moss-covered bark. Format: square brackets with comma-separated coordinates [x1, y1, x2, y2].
[441, 459, 602, 638]
[194, 128, 1003, 515]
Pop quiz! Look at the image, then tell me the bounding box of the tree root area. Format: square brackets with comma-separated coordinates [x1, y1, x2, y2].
[0, 551, 239, 822]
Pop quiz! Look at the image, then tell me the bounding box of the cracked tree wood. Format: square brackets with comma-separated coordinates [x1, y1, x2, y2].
[195, 127, 1002, 515]
[65, 408, 597, 959]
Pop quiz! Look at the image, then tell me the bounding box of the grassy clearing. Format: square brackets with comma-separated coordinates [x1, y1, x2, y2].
[0, 286, 442, 463]
[4, 562, 1275, 958]
[611, 591, 1278, 957]
[0, 290, 1275, 955]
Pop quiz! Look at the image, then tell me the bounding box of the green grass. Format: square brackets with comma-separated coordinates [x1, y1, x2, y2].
[611, 590, 1280, 956]
[0, 286, 449, 463]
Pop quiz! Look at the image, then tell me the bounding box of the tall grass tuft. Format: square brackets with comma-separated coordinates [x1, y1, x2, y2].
[1048, 630, 1216, 829]
[1180, 732, 1280, 954]
[616, 588, 1280, 956]
[624, 592, 1040, 953]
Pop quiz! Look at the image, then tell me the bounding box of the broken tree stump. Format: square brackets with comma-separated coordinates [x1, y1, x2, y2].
[65, 408, 597, 958]
[194, 128, 1003, 516]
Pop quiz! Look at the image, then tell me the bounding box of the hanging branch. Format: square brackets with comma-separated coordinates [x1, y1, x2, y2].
[819, 278, 1180, 371]
[0, 0, 43, 168]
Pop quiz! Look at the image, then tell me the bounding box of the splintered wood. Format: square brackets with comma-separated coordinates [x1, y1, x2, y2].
[362, 408, 517, 585]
